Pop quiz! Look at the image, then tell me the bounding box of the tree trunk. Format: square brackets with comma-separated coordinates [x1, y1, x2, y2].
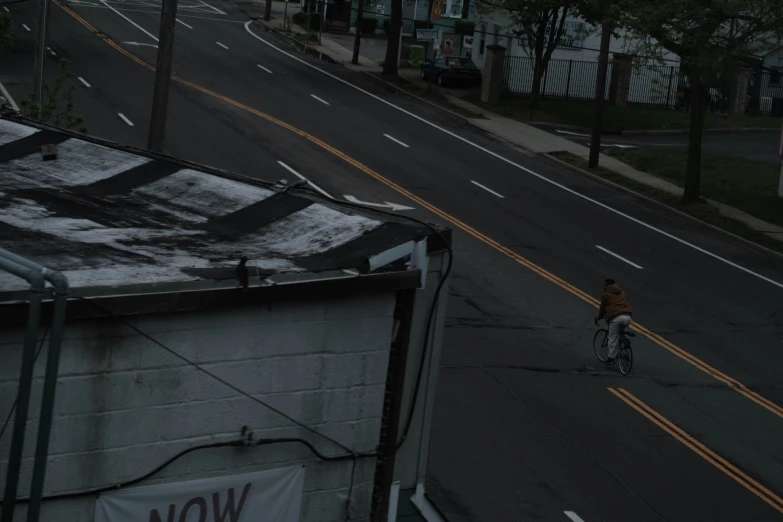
[383, 0, 403, 76]
[529, 61, 544, 108]
[682, 71, 706, 204]
[588, 19, 612, 168]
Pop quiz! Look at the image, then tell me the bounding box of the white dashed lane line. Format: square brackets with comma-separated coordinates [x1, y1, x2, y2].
[22, 24, 30, 31]
[118, 113, 134, 126]
[216, 41, 228, 49]
[176, 18, 193, 28]
[383, 134, 409, 148]
[257, 64, 272, 73]
[470, 180, 504, 199]
[277, 161, 332, 199]
[310, 94, 330, 106]
[595, 245, 644, 270]
[78, 77, 91, 88]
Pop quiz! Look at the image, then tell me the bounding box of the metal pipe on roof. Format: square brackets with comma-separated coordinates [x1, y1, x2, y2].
[0, 248, 69, 522]
[0, 258, 45, 522]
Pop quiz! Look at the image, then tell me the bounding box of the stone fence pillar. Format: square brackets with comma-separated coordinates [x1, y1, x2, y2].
[481, 44, 506, 104]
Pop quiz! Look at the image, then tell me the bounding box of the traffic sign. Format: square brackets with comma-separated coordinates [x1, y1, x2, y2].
[416, 29, 437, 42]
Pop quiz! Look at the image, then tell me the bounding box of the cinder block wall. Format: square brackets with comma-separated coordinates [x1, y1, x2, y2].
[0, 292, 396, 522]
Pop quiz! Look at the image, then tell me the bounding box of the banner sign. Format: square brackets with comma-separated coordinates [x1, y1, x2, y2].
[416, 29, 437, 42]
[543, 21, 585, 49]
[94, 466, 305, 522]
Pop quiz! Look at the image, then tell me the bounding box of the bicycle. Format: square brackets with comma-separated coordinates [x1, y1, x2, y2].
[593, 320, 634, 375]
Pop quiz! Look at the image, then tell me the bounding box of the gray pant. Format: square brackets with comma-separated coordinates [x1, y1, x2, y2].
[608, 315, 632, 359]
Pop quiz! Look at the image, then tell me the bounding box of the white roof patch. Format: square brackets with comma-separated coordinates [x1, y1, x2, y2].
[133, 169, 274, 221]
[4, 138, 149, 189]
[0, 119, 38, 145]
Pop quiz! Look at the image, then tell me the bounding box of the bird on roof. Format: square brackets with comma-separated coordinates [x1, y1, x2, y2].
[236, 256, 249, 290]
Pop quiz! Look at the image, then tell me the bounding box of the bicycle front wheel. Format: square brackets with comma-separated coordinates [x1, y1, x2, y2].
[619, 342, 633, 375]
[593, 329, 609, 362]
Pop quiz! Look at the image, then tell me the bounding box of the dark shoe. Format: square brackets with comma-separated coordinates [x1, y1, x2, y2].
[606, 358, 616, 365]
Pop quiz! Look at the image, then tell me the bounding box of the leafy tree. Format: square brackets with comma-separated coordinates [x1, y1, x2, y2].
[0, 13, 13, 54]
[475, 0, 573, 107]
[20, 59, 87, 133]
[619, 0, 783, 203]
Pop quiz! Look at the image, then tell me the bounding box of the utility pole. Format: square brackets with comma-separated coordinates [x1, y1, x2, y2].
[351, 0, 365, 64]
[148, 0, 178, 153]
[588, 18, 612, 168]
[264, 0, 272, 21]
[32, 0, 52, 109]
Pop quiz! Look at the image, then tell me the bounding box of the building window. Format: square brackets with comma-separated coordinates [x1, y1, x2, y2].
[443, 0, 463, 18]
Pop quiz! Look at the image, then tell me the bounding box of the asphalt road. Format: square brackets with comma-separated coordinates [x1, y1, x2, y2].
[536, 124, 783, 165]
[4, 1, 783, 521]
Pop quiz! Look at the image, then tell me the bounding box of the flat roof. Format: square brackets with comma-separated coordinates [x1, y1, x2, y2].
[0, 117, 443, 301]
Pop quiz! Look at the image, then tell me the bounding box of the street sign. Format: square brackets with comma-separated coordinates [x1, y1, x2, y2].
[416, 29, 437, 42]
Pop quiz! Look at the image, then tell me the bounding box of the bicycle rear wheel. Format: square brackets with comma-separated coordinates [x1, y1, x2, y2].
[593, 329, 609, 362]
[618, 340, 633, 375]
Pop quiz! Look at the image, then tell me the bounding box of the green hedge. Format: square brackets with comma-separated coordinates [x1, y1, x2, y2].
[413, 20, 434, 30]
[358, 16, 378, 34]
[454, 21, 475, 35]
[292, 11, 321, 31]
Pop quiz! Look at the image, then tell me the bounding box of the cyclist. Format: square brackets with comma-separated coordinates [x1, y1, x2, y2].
[595, 278, 633, 365]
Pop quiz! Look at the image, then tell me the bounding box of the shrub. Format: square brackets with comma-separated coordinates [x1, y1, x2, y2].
[413, 20, 434, 30]
[292, 11, 307, 26]
[455, 21, 475, 35]
[358, 16, 378, 34]
[292, 11, 321, 31]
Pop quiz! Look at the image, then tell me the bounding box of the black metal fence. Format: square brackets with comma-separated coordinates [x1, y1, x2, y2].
[502, 56, 684, 107]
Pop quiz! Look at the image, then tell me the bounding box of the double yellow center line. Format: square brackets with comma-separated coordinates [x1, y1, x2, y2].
[610, 388, 783, 514]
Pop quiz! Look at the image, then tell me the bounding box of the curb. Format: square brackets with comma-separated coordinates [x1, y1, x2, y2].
[544, 153, 783, 261]
[531, 122, 778, 136]
[254, 19, 308, 51]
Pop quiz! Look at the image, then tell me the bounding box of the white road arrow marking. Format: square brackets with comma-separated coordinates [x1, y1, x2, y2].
[344, 195, 414, 211]
[555, 130, 590, 137]
[123, 41, 159, 48]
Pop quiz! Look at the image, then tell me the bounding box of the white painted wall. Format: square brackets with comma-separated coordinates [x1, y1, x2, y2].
[471, 10, 681, 104]
[0, 292, 397, 521]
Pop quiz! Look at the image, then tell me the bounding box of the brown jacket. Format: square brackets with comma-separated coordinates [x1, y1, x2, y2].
[598, 284, 633, 321]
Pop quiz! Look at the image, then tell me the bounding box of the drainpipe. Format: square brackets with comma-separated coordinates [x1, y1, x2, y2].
[0, 259, 45, 522]
[0, 248, 69, 522]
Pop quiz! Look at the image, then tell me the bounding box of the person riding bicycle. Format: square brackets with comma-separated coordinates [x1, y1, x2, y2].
[595, 279, 633, 365]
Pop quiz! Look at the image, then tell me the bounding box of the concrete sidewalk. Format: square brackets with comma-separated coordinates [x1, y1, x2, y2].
[257, 1, 382, 70]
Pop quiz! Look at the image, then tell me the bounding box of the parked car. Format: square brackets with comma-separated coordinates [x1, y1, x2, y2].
[421, 56, 482, 87]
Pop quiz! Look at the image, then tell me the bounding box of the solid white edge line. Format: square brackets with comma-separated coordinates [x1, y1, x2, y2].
[217, 41, 228, 49]
[383, 133, 410, 148]
[595, 245, 643, 270]
[118, 113, 134, 126]
[470, 180, 505, 199]
[176, 18, 193, 28]
[100, 0, 159, 41]
[310, 94, 330, 106]
[243, 20, 783, 292]
[22, 24, 30, 31]
[78, 76, 91, 87]
[277, 160, 332, 199]
[564, 512, 586, 522]
[257, 64, 272, 73]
